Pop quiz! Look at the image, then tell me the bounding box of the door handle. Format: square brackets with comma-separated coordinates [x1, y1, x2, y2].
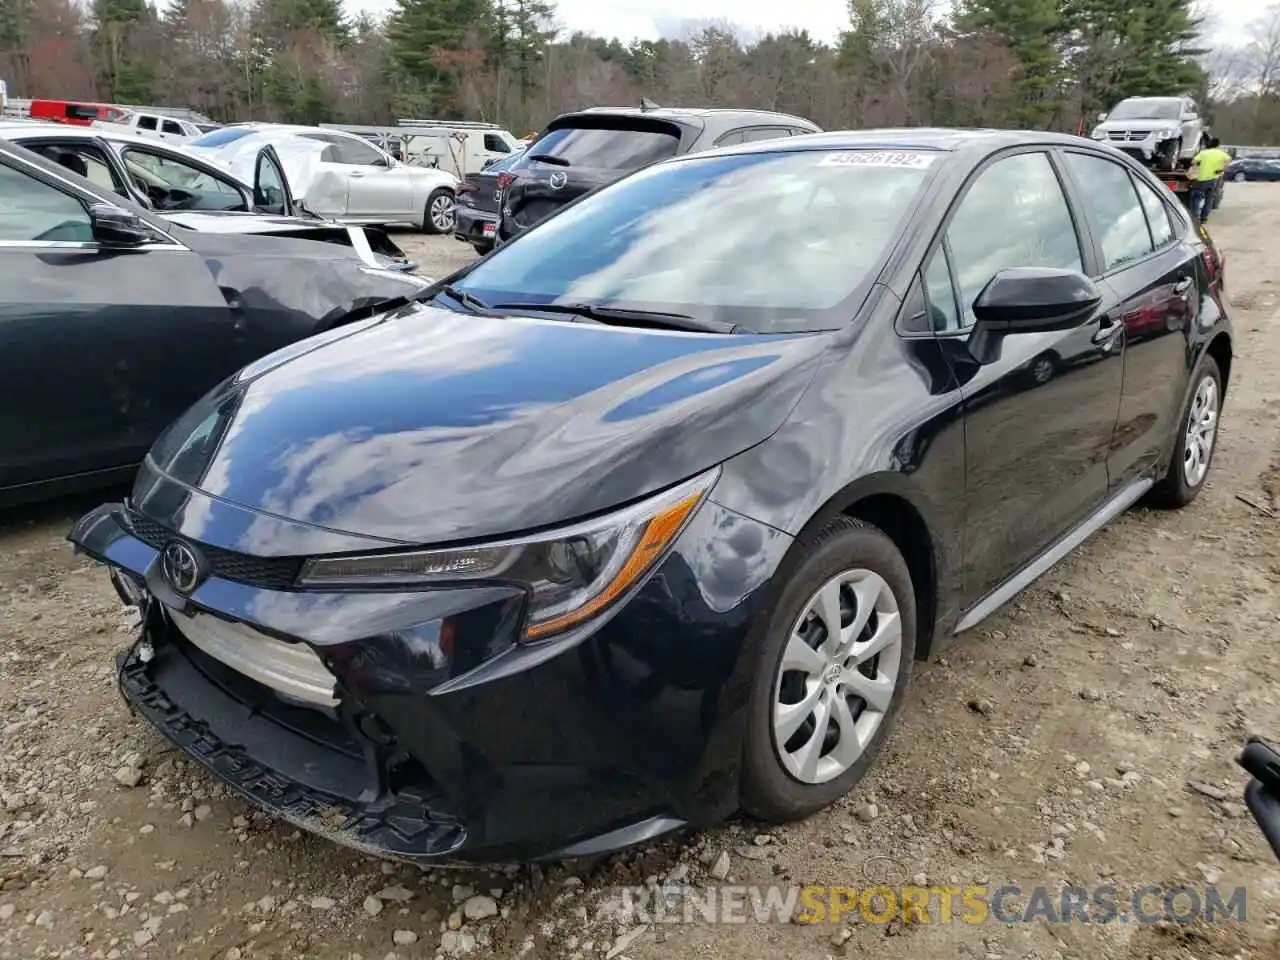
[349, 171, 365, 178]
[1173, 276, 1193, 296]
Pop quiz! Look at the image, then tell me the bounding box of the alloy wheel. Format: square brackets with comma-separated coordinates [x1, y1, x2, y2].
[772, 569, 903, 785]
[430, 194, 455, 232]
[1183, 374, 1219, 488]
[1233, 173, 1246, 182]
[1031, 357, 1055, 384]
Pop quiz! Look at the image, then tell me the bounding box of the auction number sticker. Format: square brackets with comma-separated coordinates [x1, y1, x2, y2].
[817, 150, 936, 168]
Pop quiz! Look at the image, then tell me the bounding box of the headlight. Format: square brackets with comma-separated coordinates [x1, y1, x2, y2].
[296, 468, 719, 641]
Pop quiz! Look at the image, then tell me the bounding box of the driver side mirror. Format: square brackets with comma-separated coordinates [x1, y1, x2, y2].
[89, 203, 156, 247]
[968, 267, 1102, 364]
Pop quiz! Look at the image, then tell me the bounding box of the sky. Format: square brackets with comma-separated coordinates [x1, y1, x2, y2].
[343, 0, 1257, 47]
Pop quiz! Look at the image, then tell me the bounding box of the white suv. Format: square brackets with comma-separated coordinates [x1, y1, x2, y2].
[1091, 96, 1205, 169]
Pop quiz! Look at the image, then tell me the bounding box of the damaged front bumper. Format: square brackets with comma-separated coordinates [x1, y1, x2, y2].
[70, 493, 786, 862]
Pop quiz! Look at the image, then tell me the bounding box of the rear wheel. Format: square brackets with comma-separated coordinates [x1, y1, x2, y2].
[1150, 354, 1222, 509]
[741, 518, 916, 822]
[1233, 172, 1247, 182]
[422, 188, 455, 234]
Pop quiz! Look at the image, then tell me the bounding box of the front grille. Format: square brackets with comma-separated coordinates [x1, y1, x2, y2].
[124, 508, 304, 591]
[1107, 130, 1153, 143]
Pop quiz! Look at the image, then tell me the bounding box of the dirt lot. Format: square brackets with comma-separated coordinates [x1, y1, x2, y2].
[3, 190, 1280, 960]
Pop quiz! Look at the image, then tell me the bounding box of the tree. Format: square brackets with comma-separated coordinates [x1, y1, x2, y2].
[952, 0, 1063, 126]
[1058, 0, 1206, 118]
[91, 0, 158, 102]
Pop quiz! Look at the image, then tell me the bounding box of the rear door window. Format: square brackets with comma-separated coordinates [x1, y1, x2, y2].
[1132, 176, 1176, 248]
[136, 115, 158, 131]
[527, 125, 680, 172]
[162, 119, 184, 136]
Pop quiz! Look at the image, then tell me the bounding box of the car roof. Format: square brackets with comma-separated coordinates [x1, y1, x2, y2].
[710, 127, 1096, 156]
[566, 106, 819, 128]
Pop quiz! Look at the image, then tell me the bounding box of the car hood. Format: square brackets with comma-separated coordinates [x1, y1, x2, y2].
[171, 227, 429, 327]
[1095, 118, 1177, 133]
[142, 304, 827, 546]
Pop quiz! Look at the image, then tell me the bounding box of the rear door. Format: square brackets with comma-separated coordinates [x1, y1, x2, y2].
[1057, 149, 1202, 489]
[501, 118, 684, 236]
[0, 145, 243, 490]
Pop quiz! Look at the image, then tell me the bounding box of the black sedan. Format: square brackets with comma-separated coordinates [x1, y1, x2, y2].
[1224, 157, 1280, 182]
[71, 129, 1232, 863]
[0, 139, 429, 506]
[453, 151, 522, 254]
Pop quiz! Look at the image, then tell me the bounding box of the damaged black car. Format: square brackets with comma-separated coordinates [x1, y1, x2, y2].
[69, 130, 1231, 863]
[0, 138, 429, 506]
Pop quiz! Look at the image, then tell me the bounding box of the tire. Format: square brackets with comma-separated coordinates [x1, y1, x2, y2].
[422, 188, 455, 235]
[1149, 354, 1223, 509]
[1233, 172, 1247, 183]
[741, 517, 917, 823]
[1027, 351, 1058, 387]
[472, 242, 492, 256]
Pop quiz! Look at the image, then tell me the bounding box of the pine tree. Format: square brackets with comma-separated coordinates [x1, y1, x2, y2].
[1059, 0, 1206, 113]
[952, 0, 1064, 126]
[92, 0, 158, 102]
[387, 0, 489, 81]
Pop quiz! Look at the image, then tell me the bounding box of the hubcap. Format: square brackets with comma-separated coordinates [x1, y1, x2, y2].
[431, 195, 455, 231]
[1183, 374, 1218, 488]
[772, 569, 903, 785]
[1032, 358, 1054, 383]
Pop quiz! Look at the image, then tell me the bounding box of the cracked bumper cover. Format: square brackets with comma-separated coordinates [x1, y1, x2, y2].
[72, 496, 792, 862]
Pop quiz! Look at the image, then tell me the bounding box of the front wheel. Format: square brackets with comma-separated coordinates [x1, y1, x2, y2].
[1150, 354, 1223, 509]
[1233, 172, 1247, 182]
[740, 517, 916, 822]
[422, 188, 455, 234]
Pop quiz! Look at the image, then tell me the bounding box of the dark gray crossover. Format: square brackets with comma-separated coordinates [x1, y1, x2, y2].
[71, 129, 1231, 863]
[496, 104, 821, 243]
[0, 139, 428, 506]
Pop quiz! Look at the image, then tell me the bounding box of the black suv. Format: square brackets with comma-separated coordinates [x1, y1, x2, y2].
[496, 105, 821, 243]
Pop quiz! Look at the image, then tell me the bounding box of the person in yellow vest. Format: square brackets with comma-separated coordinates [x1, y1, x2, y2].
[1188, 137, 1232, 224]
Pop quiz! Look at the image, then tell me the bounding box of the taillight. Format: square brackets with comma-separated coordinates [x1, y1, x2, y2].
[496, 172, 515, 190]
[1202, 246, 1220, 281]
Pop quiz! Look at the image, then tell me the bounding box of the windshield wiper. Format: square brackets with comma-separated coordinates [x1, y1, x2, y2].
[430, 284, 492, 313]
[528, 153, 570, 167]
[489, 301, 737, 334]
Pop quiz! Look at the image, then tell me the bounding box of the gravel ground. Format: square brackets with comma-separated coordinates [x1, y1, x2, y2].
[3, 189, 1280, 960]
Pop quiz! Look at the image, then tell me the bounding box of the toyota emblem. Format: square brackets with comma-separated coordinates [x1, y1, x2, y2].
[549, 171, 567, 190]
[161, 541, 202, 595]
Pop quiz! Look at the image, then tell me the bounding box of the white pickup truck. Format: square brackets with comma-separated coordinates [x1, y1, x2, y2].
[92, 109, 217, 144]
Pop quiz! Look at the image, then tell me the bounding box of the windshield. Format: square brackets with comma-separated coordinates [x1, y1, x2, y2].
[526, 124, 680, 172]
[189, 127, 255, 148]
[1107, 99, 1182, 122]
[456, 149, 937, 331]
